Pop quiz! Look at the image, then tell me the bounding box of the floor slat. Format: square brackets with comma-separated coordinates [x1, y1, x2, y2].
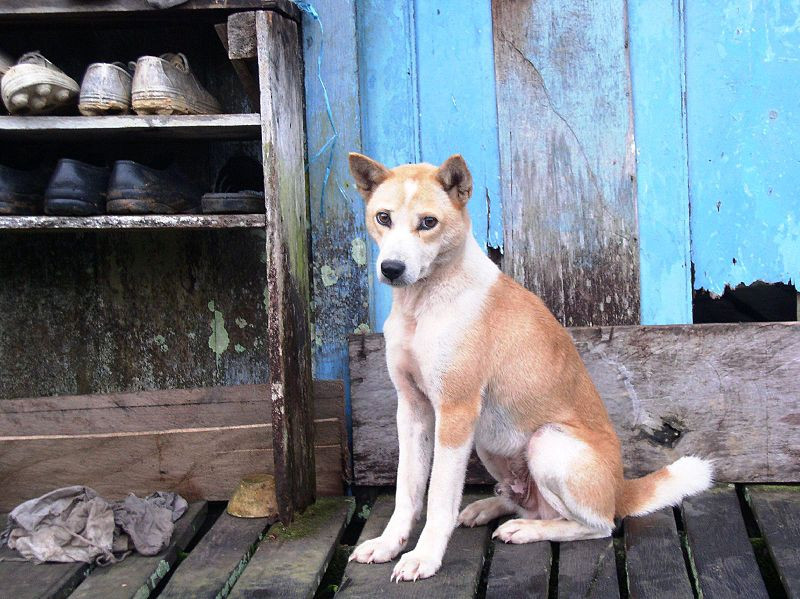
[485, 535, 551, 599]
[68, 501, 208, 599]
[558, 537, 620, 598]
[682, 485, 768, 599]
[337, 494, 490, 599]
[229, 497, 354, 599]
[0, 514, 91, 599]
[747, 486, 800, 599]
[159, 510, 271, 599]
[624, 509, 693, 599]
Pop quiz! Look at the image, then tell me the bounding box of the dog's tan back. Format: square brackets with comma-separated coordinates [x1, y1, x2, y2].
[347, 152, 713, 582]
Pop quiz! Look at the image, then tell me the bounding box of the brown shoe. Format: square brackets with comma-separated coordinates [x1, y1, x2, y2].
[131, 53, 221, 115]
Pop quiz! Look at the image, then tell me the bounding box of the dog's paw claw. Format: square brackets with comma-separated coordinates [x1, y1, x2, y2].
[350, 536, 404, 564]
[390, 550, 441, 582]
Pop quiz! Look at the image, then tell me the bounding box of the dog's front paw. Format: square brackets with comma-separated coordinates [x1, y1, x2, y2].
[390, 549, 441, 582]
[349, 535, 406, 564]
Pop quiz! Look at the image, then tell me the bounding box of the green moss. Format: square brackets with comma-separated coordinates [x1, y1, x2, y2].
[267, 498, 354, 541]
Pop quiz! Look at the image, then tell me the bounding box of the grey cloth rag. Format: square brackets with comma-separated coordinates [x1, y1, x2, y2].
[1, 486, 187, 564]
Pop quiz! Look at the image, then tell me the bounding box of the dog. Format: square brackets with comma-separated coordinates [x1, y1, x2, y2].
[347, 152, 713, 582]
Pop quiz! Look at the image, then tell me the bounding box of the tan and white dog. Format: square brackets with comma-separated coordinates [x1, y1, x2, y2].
[347, 152, 713, 582]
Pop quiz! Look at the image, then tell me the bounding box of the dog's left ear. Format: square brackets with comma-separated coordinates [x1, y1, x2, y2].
[436, 154, 473, 206]
[349, 152, 390, 200]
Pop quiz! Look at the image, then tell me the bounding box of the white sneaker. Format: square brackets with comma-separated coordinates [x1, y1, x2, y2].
[79, 62, 133, 116]
[1, 52, 79, 115]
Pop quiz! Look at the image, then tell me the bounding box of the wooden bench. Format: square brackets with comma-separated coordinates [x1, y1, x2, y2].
[1, 323, 797, 597]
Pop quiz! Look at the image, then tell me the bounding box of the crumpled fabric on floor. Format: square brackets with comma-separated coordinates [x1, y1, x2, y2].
[1, 486, 187, 564]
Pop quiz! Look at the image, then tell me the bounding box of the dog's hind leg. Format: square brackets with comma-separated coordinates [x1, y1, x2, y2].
[494, 424, 616, 544]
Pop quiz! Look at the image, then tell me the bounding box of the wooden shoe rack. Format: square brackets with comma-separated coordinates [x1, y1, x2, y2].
[0, 2, 327, 523]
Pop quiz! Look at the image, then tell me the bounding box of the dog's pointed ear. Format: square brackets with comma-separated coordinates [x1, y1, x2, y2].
[436, 154, 473, 206]
[349, 153, 390, 200]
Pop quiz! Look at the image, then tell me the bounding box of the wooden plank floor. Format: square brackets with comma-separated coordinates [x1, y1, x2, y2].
[0, 485, 796, 598]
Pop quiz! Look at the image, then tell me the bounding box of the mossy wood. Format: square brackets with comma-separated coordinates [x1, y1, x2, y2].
[256, 9, 316, 522]
[337, 495, 490, 599]
[69, 502, 208, 599]
[159, 512, 271, 599]
[747, 486, 800, 598]
[682, 486, 769, 598]
[229, 497, 354, 598]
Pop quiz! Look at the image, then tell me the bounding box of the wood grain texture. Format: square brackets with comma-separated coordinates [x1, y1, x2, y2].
[627, 0, 692, 325]
[624, 509, 693, 599]
[215, 21, 261, 108]
[485, 538, 551, 599]
[491, 0, 639, 327]
[0, 214, 265, 230]
[229, 497, 354, 599]
[558, 537, 620, 598]
[226, 11, 258, 60]
[682, 486, 768, 599]
[349, 324, 800, 485]
[69, 502, 208, 599]
[337, 495, 490, 598]
[746, 486, 800, 598]
[0, 515, 90, 599]
[0, 382, 347, 511]
[304, 0, 371, 380]
[256, 9, 315, 521]
[160, 512, 271, 599]
[0, 114, 260, 142]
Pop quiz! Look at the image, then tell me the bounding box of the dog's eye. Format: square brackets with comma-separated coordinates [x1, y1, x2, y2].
[376, 212, 392, 227]
[419, 216, 438, 230]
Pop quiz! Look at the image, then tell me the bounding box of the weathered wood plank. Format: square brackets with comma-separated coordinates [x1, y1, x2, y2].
[349, 324, 800, 484]
[256, 9, 315, 521]
[491, 0, 639, 326]
[0, 214, 265, 230]
[628, 0, 692, 325]
[215, 20, 260, 108]
[624, 509, 693, 599]
[0, 115, 260, 142]
[229, 497, 354, 598]
[337, 495, 489, 598]
[558, 537, 620, 598]
[305, 0, 372, 378]
[485, 537, 551, 599]
[0, 381, 348, 510]
[0, 1, 300, 21]
[682, 486, 768, 599]
[69, 501, 207, 599]
[747, 486, 800, 598]
[160, 512, 271, 599]
[0, 515, 90, 599]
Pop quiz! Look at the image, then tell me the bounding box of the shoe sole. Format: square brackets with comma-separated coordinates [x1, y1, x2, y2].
[2, 68, 79, 115]
[44, 198, 103, 216]
[107, 197, 200, 215]
[201, 192, 264, 214]
[0, 192, 42, 215]
[132, 90, 220, 116]
[79, 96, 130, 116]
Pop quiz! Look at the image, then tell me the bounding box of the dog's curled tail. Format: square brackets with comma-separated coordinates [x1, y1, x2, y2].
[617, 456, 714, 518]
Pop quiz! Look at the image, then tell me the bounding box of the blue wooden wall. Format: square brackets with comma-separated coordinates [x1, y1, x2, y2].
[300, 0, 799, 391]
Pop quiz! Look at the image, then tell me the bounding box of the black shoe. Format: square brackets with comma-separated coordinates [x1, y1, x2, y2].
[107, 160, 202, 214]
[0, 163, 49, 215]
[201, 155, 264, 214]
[44, 159, 110, 215]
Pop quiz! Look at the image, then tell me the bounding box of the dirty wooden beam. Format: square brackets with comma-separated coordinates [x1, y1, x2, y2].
[349, 323, 800, 485]
[491, 0, 639, 327]
[256, 9, 315, 522]
[215, 20, 260, 108]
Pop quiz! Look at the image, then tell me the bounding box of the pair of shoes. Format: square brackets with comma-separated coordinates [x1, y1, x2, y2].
[0, 159, 203, 215]
[80, 53, 221, 116]
[0, 52, 79, 116]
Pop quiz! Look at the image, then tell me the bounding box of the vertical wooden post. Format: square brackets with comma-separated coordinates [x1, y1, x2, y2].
[256, 9, 315, 521]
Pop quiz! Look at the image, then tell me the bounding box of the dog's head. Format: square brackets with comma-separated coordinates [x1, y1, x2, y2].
[348, 153, 473, 287]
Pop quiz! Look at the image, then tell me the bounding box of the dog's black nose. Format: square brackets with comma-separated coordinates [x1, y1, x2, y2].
[380, 260, 406, 281]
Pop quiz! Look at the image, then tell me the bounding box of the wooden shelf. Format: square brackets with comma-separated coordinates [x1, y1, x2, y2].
[0, 114, 261, 142]
[0, 214, 266, 230]
[0, 1, 300, 23]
